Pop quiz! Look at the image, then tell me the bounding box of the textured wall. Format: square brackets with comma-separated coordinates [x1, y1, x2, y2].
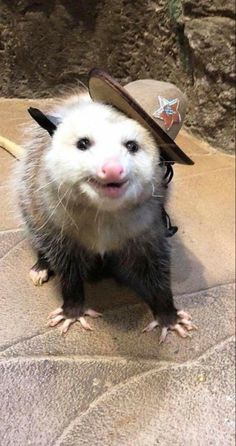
[0, 0, 235, 151]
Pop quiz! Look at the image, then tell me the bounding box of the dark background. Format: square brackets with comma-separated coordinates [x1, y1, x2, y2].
[0, 0, 235, 152]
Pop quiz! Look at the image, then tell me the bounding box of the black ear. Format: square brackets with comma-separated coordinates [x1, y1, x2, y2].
[28, 107, 59, 136]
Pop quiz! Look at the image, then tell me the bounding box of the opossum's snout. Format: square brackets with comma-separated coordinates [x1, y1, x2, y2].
[97, 159, 124, 182]
[92, 158, 128, 199]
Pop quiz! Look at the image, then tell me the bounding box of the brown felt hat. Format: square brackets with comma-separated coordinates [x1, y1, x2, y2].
[88, 68, 193, 165]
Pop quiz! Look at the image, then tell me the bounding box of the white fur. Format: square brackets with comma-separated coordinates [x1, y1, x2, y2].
[20, 95, 163, 254]
[44, 99, 160, 212]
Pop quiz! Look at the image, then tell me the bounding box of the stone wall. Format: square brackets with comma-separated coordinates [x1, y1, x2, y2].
[0, 0, 235, 151]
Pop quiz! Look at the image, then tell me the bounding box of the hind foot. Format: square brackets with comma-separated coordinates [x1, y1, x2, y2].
[29, 256, 53, 286]
[30, 265, 49, 286]
[47, 307, 102, 334]
[143, 310, 197, 344]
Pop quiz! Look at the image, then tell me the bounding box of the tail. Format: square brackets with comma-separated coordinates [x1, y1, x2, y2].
[0, 135, 24, 160]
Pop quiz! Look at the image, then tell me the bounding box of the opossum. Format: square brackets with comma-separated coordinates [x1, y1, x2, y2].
[18, 86, 196, 342]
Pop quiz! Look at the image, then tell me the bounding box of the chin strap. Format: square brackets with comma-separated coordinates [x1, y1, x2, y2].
[164, 161, 174, 185]
[161, 161, 178, 238]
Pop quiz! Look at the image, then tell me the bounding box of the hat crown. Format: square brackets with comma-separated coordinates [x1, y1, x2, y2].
[124, 79, 187, 140]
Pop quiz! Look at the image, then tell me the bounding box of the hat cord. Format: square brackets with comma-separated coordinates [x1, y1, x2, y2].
[161, 162, 178, 237]
[164, 162, 174, 184]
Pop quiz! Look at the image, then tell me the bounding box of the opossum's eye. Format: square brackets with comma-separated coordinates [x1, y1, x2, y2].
[76, 138, 91, 151]
[125, 140, 139, 154]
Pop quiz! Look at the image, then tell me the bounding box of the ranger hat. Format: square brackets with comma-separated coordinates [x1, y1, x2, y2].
[88, 68, 193, 165]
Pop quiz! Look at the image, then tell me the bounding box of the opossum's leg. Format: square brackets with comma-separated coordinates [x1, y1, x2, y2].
[141, 284, 196, 343]
[135, 282, 196, 343]
[29, 252, 54, 286]
[47, 262, 101, 333]
[47, 307, 102, 334]
[115, 250, 196, 343]
[143, 310, 197, 343]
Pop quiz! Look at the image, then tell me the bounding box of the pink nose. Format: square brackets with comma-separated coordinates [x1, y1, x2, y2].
[99, 160, 124, 181]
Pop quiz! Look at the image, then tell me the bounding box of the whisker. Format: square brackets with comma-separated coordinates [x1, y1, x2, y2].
[35, 182, 67, 232]
[59, 187, 73, 249]
[34, 178, 58, 194]
[59, 187, 81, 234]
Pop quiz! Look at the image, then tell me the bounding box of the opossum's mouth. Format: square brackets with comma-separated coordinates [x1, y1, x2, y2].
[89, 178, 129, 199]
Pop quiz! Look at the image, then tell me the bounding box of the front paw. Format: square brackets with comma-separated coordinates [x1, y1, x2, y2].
[47, 307, 102, 334]
[143, 310, 197, 344]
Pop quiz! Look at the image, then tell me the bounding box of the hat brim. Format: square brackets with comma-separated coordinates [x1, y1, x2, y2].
[88, 68, 194, 165]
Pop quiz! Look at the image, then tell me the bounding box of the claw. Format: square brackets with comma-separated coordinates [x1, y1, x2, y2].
[159, 327, 169, 344]
[172, 323, 191, 338]
[78, 316, 93, 331]
[60, 318, 76, 335]
[143, 309, 196, 343]
[179, 318, 192, 326]
[48, 307, 63, 320]
[30, 268, 49, 286]
[47, 314, 64, 327]
[47, 306, 101, 333]
[84, 309, 102, 318]
[142, 320, 159, 333]
[177, 310, 192, 320]
[180, 319, 198, 331]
